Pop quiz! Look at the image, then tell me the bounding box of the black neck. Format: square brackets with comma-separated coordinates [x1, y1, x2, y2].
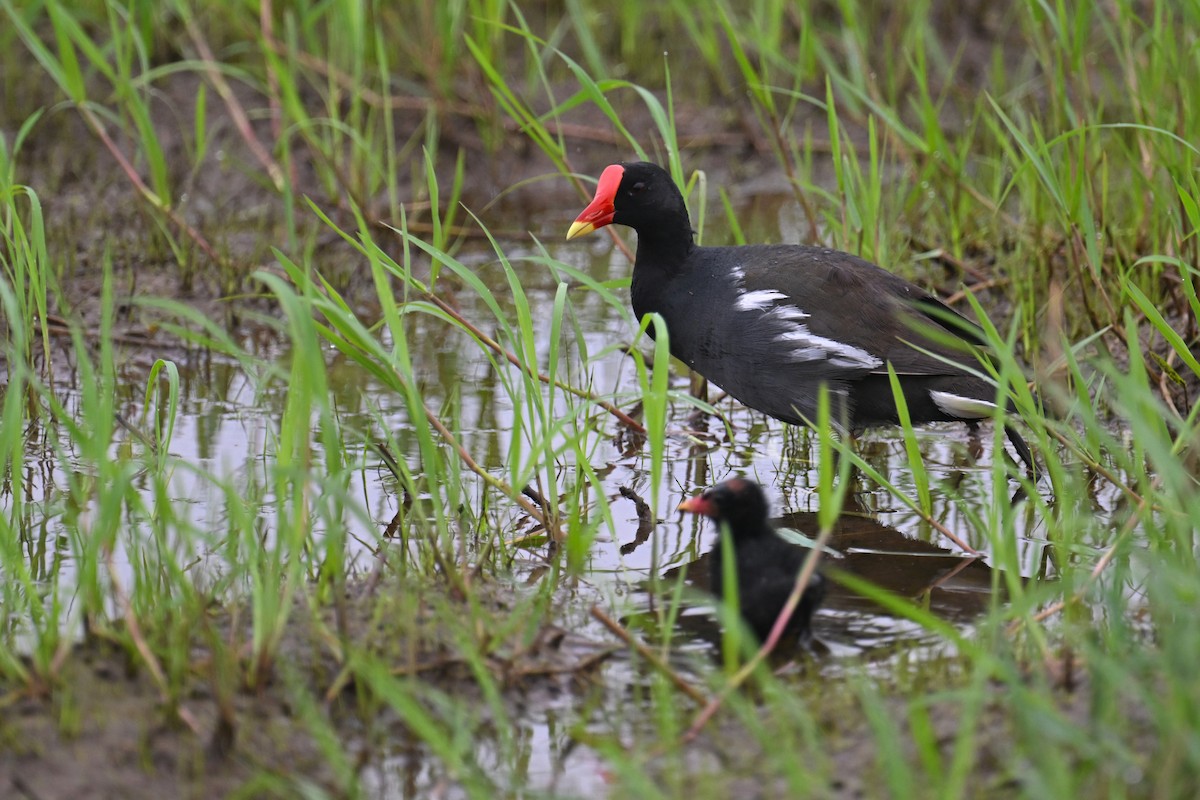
[632, 219, 695, 273]
[630, 228, 694, 324]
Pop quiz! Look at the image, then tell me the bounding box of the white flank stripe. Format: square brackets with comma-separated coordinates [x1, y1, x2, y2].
[764, 305, 810, 324]
[730, 270, 881, 369]
[930, 390, 998, 419]
[775, 328, 883, 369]
[736, 288, 790, 312]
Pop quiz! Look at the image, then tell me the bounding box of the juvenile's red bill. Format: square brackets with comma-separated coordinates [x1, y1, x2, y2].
[677, 495, 716, 516]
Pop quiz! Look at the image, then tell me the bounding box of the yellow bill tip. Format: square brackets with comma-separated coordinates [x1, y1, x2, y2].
[566, 220, 596, 240]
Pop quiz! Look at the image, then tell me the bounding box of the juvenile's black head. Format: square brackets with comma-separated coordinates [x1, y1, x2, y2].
[677, 477, 772, 539]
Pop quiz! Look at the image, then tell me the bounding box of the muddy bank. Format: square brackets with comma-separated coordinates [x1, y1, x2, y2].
[0, 574, 614, 798]
[1, 593, 1152, 800]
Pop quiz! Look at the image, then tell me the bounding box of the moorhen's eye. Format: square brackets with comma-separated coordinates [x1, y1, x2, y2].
[629, 181, 646, 194]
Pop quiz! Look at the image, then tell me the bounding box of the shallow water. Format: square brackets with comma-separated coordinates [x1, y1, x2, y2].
[5, 205, 1132, 798]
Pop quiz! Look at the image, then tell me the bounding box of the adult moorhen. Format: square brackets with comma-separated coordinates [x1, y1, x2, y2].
[678, 477, 825, 642]
[567, 161, 1034, 472]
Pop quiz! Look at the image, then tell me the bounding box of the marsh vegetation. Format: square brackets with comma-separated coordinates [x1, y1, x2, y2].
[1, 1, 1198, 797]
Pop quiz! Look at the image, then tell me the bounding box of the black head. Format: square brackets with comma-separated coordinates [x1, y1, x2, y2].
[677, 477, 771, 539]
[566, 162, 691, 239]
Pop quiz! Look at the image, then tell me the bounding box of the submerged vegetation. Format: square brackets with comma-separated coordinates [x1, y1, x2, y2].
[1, 0, 1198, 796]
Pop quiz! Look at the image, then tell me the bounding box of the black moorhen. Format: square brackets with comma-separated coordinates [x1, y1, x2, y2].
[567, 162, 1034, 472]
[678, 477, 825, 642]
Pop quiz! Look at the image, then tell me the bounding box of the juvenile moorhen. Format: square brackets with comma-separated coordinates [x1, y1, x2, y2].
[567, 162, 1034, 472]
[679, 478, 825, 642]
